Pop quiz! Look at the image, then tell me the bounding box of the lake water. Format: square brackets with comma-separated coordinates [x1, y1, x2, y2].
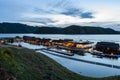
[0, 34, 120, 42]
[0, 34, 120, 78]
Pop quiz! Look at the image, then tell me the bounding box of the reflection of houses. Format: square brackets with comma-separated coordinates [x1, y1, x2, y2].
[94, 42, 120, 55]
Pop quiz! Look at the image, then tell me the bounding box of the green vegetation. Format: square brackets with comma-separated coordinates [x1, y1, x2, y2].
[0, 47, 120, 80]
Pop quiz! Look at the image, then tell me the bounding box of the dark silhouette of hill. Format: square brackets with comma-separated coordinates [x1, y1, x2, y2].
[35, 25, 120, 34]
[0, 22, 120, 34]
[0, 22, 38, 33]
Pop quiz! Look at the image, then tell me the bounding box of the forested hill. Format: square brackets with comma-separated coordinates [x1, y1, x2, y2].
[0, 22, 38, 33]
[0, 23, 120, 34]
[35, 25, 120, 34]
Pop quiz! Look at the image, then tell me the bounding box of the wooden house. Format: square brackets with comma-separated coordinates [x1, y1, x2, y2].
[94, 42, 120, 54]
[0, 39, 4, 44]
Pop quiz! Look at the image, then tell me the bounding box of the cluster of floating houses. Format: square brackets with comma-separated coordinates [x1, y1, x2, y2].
[22, 36, 93, 56]
[0, 36, 120, 58]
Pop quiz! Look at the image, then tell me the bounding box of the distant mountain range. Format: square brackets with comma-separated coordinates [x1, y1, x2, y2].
[35, 25, 120, 34]
[0, 22, 120, 34]
[102, 24, 120, 31]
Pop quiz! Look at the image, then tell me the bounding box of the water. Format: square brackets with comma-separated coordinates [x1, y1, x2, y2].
[0, 34, 120, 77]
[0, 34, 120, 42]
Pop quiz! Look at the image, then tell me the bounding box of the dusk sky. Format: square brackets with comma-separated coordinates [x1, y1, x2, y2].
[0, 0, 120, 29]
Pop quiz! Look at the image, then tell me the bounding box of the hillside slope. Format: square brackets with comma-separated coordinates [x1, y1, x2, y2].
[0, 46, 120, 80]
[0, 23, 38, 33]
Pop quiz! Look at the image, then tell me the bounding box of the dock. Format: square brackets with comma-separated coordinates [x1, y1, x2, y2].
[35, 48, 74, 56]
[39, 49, 120, 69]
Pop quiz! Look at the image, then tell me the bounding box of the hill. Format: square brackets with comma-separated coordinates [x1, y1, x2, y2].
[0, 46, 120, 80]
[35, 25, 120, 34]
[0, 22, 38, 33]
[0, 22, 120, 34]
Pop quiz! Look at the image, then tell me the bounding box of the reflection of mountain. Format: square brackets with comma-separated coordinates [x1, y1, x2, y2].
[35, 25, 120, 34]
[0, 23, 120, 34]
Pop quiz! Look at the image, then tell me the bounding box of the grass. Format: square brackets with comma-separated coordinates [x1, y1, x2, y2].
[0, 46, 120, 80]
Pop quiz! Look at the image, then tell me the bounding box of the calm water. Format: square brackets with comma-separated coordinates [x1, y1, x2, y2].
[0, 34, 120, 78]
[0, 34, 120, 42]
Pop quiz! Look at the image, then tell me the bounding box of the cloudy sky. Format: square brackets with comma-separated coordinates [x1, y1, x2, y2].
[0, 0, 120, 29]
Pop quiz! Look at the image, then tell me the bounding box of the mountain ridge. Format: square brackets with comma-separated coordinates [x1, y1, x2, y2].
[0, 22, 120, 34]
[35, 25, 120, 34]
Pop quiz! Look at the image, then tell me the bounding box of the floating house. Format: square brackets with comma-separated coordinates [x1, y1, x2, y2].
[64, 42, 76, 47]
[94, 42, 120, 55]
[14, 36, 23, 42]
[23, 36, 51, 46]
[51, 39, 73, 46]
[76, 43, 92, 49]
[40, 38, 51, 46]
[7, 38, 14, 43]
[23, 36, 37, 44]
[0, 39, 4, 44]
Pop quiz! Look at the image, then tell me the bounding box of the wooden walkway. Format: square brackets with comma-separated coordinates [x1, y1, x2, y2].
[38, 49, 120, 69]
[35, 48, 74, 56]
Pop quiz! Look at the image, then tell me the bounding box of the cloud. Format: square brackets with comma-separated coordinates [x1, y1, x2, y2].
[61, 8, 81, 16]
[21, 18, 58, 25]
[61, 8, 94, 18]
[1, 0, 120, 30]
[81, 12, 94, 18]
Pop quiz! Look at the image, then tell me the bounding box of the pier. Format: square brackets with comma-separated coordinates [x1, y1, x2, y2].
[35, 48, 74, 56]
[38, 49, 120, 69]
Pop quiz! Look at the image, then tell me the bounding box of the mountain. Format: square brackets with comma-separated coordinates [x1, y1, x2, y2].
[35, 27, 62, 34]
[0, 23, 120, 34]
[102, 24, 120, 31]
[0, 22, 38, 33]
[35, 25, 120, 34]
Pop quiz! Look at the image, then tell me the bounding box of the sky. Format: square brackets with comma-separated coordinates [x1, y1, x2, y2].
[0, 0, 120, 29]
